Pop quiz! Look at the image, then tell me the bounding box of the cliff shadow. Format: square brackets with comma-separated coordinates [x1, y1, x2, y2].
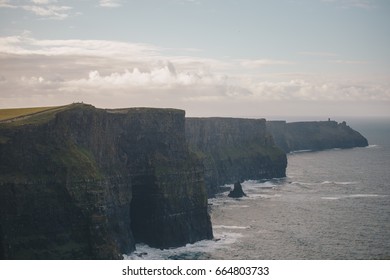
[0, 224, 4, 259]
[129, 174, 161, 247]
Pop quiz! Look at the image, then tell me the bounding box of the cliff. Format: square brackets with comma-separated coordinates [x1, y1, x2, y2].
[185, 118, 287, 196]
[0, 104, 212, 259]
[266, 120, 369, 152]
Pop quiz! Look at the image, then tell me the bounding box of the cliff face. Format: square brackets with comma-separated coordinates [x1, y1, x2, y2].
[186, 118, 287, 196]
[0, 104, 212, 259]
[266, 120, 369, 152]
[117, 109, 212, 249]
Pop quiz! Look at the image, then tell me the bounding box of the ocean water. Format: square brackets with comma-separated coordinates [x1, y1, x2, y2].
[125, 119, 390, 260]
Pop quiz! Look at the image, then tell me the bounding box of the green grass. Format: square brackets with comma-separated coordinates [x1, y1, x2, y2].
[50, 141, 103, 180]
[0, 103, 89, 127]
[0, 106, 61, 121]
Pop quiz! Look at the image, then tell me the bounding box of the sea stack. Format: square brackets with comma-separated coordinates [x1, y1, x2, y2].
[228, 182, 247, 198]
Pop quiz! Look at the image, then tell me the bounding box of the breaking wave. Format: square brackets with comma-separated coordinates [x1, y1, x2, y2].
[123, 232, 243, 260]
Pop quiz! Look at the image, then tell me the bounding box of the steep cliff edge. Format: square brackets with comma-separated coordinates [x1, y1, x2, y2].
[186, 118, 287, 196]
[0, 104, 212, 259]
[266, 120, 369, 152]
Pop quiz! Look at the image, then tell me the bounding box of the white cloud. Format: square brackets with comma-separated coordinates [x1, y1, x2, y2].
[99, 0, 122, 8]
[0, 33, 160, 58]
[31, 0, 57, 4]
[0, 0, 73, 20]
[246, 79, 390, 102]
[21, 75, 46, 85]
[0, 34, 389, 116]
[0, 0, 14, 8]
[238, 59, 293, 69]
[21, 4, 72, 19]
[75, 65, 227, 88]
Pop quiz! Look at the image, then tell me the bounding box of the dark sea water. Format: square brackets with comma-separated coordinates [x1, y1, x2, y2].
[125, 118, 390, 260]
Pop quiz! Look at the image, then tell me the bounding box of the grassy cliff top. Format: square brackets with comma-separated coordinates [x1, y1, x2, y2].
[106, 107, 185, 115]
[0, 106, 62, 121]
[0, 103, 89, 127]
[0, 103, 186, 128]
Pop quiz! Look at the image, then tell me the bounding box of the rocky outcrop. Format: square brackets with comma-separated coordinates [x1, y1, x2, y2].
[228, 182, 247, 198]
[0, 104, 212, 259]
[185, 118, 287, 196]
[266, 120, 369, 152]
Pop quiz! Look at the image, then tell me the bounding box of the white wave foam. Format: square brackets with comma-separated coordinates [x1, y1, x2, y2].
[321, 196, 340, 200]
[366, 144, 379, 148]
[290, 181, 317, 186]
[321, 181, 332, 184]
[335, 181, 358, 185]
[123, 232, 243, 260]
[289, 149, 312, 154]
[123, 241, 213, 260]
[240, 193, 281, 200]
[228, 204, 250, 208]
[213, 225, 250, 230]
[241, 180, 258, 185]
[320, 181, 357, 185]
[244, 181, 275, 188]
[348, 194, 387, 198]
[321, 194, 387, 200]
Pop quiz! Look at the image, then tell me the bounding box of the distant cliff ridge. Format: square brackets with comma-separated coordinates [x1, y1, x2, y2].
[266, 120, 369, 152]
[0, 104, 212, 259]
[186, 118, 287, 196]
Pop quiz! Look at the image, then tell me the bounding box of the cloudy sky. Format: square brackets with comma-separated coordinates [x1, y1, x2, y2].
[0, 0, 389, 118]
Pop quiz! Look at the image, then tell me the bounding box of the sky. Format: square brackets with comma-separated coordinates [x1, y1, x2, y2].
[0, 0, 389, 118]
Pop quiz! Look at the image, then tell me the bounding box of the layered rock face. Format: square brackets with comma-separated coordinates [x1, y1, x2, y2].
[0, 104, 212, 259]
[119, 109, 213, 249]
[186, 118, 287, 196]
[266, 120, 369, 152]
